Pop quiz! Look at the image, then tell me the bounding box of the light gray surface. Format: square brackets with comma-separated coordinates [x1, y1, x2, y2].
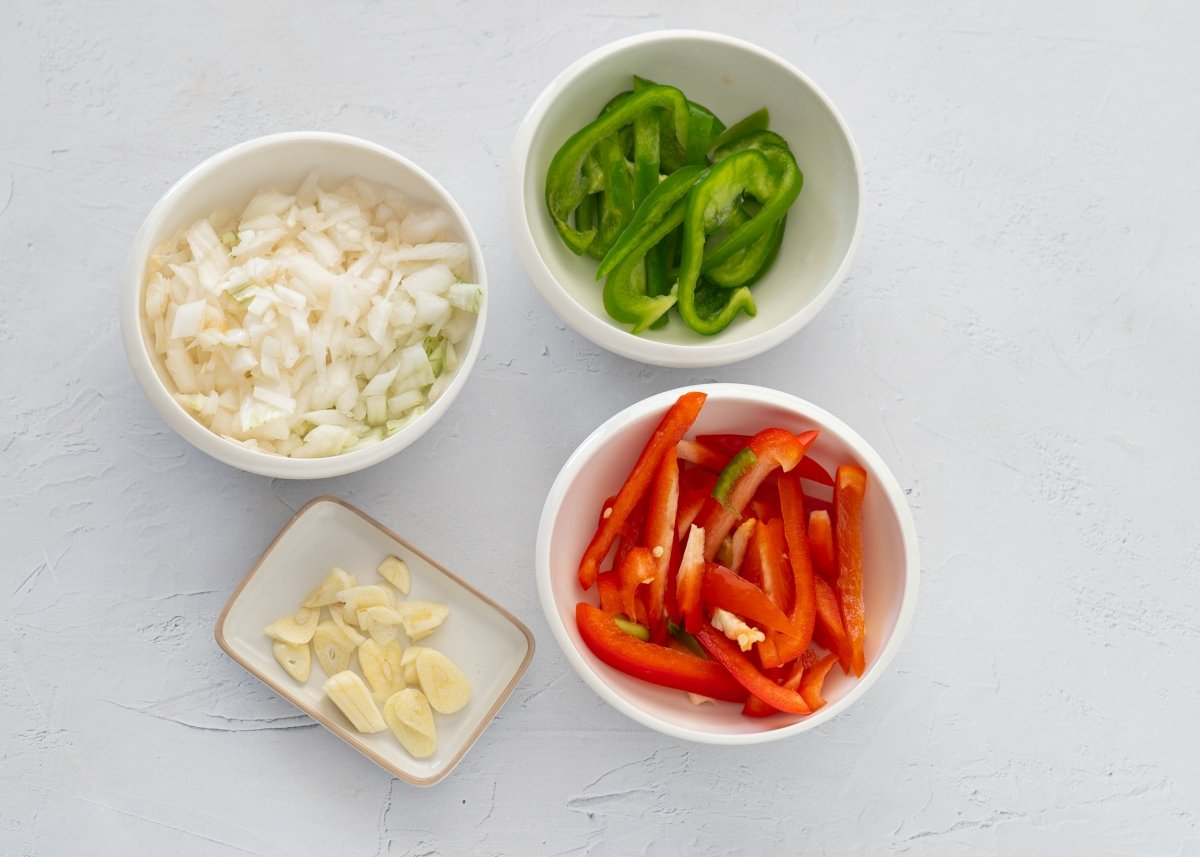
[2, 1, 1197, 854]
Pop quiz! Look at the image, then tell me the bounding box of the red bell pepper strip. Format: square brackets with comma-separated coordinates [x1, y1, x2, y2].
[597, 494, 618, 527]
[644, 451, 679, 640]
[695, 624, 810, 713]
[778, 470, 817, 650]
[813, 575, 852, 673]
[799, 652, 839, 710]
[807, 509, 836, 579]
[676, 524, 706, 633]
[742, 652, 814, 716]
[676, 468, 717, 541]
[612, 494, 647, 572]
[576, 603, 748, 702]
[701, 563, 799, 637]
[676, 440, 729, 473]
[702, 428, 806, 560]
[835, 464, 868, 677]
[616, 546, 655, 621]
[740, 666, 786, 718]
[596, 570, 621, 615]
[579, 391, 706, 589]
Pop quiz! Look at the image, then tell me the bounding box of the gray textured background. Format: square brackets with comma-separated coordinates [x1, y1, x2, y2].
[2, 1, 1198, 854]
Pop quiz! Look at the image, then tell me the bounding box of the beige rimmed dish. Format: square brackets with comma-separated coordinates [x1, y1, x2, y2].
[216, 496, 534, 786]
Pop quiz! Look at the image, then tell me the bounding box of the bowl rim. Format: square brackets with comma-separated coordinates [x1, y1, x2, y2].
[215, 495, 536, 787]
[120, 131, 488, 479]
[507, 29, 865, 369]
[535, 383, 919, 744]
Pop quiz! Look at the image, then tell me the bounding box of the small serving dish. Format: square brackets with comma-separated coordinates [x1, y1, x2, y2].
[508, 30, 863, 368]
[536, 384, 918, 744]
[216, 496, 534, 786]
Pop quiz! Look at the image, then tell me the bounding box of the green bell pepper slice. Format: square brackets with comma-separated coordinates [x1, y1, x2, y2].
[676, 147, 800, 334]
[705, 213, 787, 288]
[706, 106, 770, 155]
[602, 196, 685, 333]
[545, 85, 690, 255]
[699, 143, 802, 271]
[633, 75, 726, 170]
[596, 164, 707, 280]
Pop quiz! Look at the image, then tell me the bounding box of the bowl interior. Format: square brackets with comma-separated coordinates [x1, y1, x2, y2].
[543, 388, 911, 739]
[520, 34, 861, 349]
[126, 134, 485, 476]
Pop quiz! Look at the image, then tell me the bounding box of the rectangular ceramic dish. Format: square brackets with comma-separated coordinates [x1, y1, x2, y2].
[216, 496, 534, 786]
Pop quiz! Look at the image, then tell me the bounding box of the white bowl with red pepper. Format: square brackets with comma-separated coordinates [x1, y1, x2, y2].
[535, 384, 919, 744]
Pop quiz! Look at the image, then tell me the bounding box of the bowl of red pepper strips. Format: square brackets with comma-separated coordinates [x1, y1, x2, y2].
[536, 385, 918, 743]
[509, 31, 863, 368]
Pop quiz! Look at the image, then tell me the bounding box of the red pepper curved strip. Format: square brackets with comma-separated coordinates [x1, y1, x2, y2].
[799, 652, 839, 711]
[751, 518, 797, 670]
[695, 624, 810, 714]
[699, 432, 830, 486]
[702, 428, 805, 560]
[616, 546, 654, 621]
[753, 518, 794, 615]
[579, 391, 706, 589]
[742, 652, 812, 717]
[644, 451, 679, 641]
[835, 464, 868, 677]
[778, 470, 817, 651]
[576, 602, 747, 703]
[675, 469, 717, 541]
[813, 575, 852, 674]
[701, 562, 798, 637]
[596, 570, 621, 615]
[612, 493, 647, 573]
[807, 509, 836, 579]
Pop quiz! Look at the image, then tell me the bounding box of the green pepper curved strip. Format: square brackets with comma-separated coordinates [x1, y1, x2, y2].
[593, 135, 634, 256]
[706, 106, 770, 155]
[576, 196, 608, 261]
[705, 214, 786, 287]
[595, 165, 707, 280]
[632, 108, 660, 207]
[599, 90, 634, 155]
[710, 129, 790, 162]
[634, 75, 726, 170]
[682, 277, 757, 335]
[677, 148, 803, 334]
[684, 103, 724, 166]
[545, 85, 689, 254]
[602, 196, 685, 333]
[699, 143, 802, 271]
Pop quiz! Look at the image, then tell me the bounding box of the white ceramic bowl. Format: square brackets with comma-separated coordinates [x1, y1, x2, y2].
[121, 132, 488, 479]
[508, 31, 863, 368]
[217, 496, 534, 787]
[536, 384, 918, 744]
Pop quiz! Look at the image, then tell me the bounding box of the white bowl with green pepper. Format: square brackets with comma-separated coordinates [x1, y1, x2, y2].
[509, 30, 863, 368]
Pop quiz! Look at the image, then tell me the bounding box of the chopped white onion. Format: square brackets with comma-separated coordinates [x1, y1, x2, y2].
[143, 175, 481, 458]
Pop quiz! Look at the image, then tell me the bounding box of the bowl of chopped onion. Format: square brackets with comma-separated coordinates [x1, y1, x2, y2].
[122, 132, 487, 478]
